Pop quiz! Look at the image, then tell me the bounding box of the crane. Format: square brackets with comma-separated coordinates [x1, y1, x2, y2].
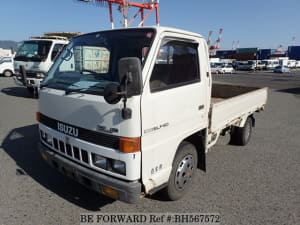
[75, 0, 160, 28]
[207, 30, 213, 48]
[209, 28, 223, 55]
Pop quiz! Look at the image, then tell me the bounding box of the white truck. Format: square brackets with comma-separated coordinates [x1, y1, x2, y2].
[14, 33, 81, 95]
[37, 27, 268, 203]
[0, 56, 14, 77]
[262, 59, 280, 70]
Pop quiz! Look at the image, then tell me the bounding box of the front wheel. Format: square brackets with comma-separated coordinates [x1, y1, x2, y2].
[3, 70, 13, 77]
[164, 141, 198, 200]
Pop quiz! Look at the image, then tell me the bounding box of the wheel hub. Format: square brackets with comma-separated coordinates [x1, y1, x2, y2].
[175, 154, 194, 190]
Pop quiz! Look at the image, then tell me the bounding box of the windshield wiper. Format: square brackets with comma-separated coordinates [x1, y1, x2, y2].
[65, 84, 105, 95]
[56, 80, 79, 87]
[40, 81, 77, 90]
[65, 88, 86, 95]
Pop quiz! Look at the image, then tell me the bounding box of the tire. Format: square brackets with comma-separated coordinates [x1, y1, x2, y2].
[230, 117, 253, 146]
[3, 70, 13, 77]
[164, 141, 198, 200]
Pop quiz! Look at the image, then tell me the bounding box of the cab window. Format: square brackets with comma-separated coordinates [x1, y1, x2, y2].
[51, 44, 65, 61]
[150, 39, 200, 92]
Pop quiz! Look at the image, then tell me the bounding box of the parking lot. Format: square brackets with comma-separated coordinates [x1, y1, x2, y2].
[0, 71, 299, 225]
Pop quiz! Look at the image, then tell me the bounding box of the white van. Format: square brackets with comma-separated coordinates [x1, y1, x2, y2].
[0, 56, 14, 77]
[262, 59, 279, 70]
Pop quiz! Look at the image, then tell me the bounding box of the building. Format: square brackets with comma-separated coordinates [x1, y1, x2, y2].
[0, 48, 13, 58]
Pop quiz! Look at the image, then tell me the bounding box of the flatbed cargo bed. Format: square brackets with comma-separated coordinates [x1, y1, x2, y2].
[209, 83, 268, 135]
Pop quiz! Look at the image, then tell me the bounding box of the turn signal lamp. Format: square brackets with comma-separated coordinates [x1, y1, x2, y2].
[120, 137, 141, 153]
[102, 186, 119, 199]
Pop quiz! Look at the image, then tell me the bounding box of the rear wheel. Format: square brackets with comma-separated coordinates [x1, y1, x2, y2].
[164, 141, 198, 200]
[230, 117, 253, 146]
[3, 70, 13, 77]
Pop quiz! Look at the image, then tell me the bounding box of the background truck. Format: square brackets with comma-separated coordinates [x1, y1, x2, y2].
[0, 56, 14, 77]
[14, 32, 82, 96]
[37, 26, 268, 203]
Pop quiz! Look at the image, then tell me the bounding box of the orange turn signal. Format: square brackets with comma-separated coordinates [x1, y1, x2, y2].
[102, 186, 119, 199]
[36, 112, 41, 122]
[119, 137, 141, 153]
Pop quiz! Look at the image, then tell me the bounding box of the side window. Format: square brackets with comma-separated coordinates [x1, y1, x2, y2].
[51, 44, 64, 61]
[150, 39, 199, 91]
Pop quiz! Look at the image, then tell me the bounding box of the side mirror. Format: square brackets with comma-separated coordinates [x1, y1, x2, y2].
[118, 57, 142, 97]
[103, 83, 122, 104]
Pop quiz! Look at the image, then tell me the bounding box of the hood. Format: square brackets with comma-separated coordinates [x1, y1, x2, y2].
[38, 88, 141, 138]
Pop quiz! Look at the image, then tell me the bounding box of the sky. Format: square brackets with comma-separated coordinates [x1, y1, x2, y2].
[1, 0, 300, 50]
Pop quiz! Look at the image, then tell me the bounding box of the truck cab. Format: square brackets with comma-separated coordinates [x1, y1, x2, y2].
[37, 27, 267, 203]
[14, 36, 68, 94]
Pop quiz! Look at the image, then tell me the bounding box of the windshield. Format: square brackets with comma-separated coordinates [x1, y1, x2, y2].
[42, 28, 155, 96]
[15, 40, 52, 62]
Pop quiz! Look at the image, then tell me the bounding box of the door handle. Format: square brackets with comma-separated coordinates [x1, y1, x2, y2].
[198, 105, 204, 110]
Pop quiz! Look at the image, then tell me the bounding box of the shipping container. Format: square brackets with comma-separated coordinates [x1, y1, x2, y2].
[216, 50, 236, 59]
[233, 53, 257, 61]
[258, 49, 284, 60]
[236, 48, 259, 54]
[258, 49, 274, 60]
[288, 46, 300, 60]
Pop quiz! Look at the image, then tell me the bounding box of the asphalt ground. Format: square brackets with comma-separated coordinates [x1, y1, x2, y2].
[0, 71, 299, 225]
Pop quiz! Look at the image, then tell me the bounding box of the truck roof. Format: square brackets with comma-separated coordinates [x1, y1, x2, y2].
[30, 36, 69, 41]
[77, 26, 204, 40]
[30, 32, 84, 41]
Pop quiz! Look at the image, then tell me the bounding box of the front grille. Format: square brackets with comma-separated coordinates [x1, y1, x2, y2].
[26, 72, 38, 78]
[66, 144, 72, 156]
[45, 135, 90, 165]
[81, 150, 89, 164]
[53, 138, 59, 149]
[73, 147, 80, 160]
[59, 140, 65, 153]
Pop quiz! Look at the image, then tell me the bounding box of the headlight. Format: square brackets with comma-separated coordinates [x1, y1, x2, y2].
[92, 154, 126, 175]
[112, 160, 126, 175]
[92, 154, 107, 169]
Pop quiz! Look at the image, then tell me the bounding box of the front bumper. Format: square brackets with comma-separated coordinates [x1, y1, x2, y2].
[39, 142, 142, 203]
[13, 75, 42, 88]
